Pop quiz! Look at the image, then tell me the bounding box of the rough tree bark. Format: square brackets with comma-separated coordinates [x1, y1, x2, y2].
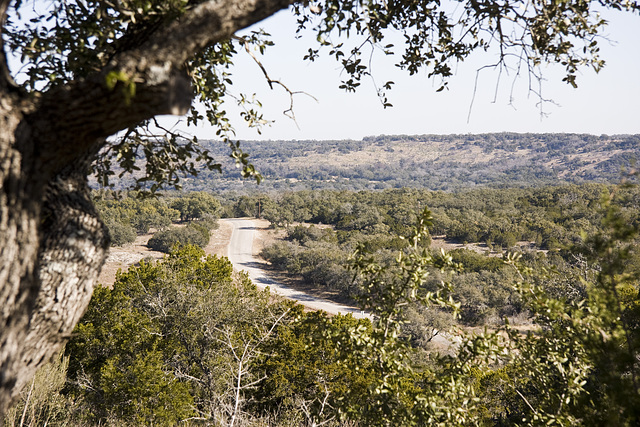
[0, 0, 295, 416]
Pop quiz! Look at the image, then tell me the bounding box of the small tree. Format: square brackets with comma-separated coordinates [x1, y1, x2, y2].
[171, 192, 222, 222]
[147, 222, 212, 253]
[66, 245, 293, 425]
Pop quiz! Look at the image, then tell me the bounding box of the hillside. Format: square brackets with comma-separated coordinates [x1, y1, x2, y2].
[109, 133, 640, 193]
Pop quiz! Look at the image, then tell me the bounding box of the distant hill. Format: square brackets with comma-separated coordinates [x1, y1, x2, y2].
[149, 133, 640, 193]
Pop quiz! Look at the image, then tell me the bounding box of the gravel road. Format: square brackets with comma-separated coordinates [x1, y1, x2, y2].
[224, 218, 369, 319]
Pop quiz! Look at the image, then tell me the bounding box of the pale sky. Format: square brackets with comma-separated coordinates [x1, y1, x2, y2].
[174, 5, 640, 141]
[9, 3, 639, 141]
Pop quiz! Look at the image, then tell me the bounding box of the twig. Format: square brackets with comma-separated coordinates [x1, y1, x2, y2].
[232, 35, 318, 128]
[19, 377, 35, 427]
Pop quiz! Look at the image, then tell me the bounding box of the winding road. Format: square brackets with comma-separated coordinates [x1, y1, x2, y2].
[223, 218, 369, 319]
[223, 218, 459, 349]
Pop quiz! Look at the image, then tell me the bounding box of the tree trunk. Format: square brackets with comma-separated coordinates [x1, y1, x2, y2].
[0, 99, 109, 414]
[0, 93, 40, 415]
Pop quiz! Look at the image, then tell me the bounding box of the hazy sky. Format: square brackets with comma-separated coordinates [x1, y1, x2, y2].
[173, 5, 640, 142]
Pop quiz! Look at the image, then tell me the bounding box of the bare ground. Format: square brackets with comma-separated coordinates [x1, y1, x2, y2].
[98, 233, 164, 286]
[205, 220, 234, 258]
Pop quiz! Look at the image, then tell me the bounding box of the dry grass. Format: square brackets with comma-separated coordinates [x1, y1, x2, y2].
[251, 218, 283, 256]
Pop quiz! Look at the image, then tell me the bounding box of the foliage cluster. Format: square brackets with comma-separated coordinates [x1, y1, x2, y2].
[146, 220, 216, 253]
[256, 184, 639, 326]
[94, 191, 180, 245]
[64, 246, 295, 425]
[239, 184, 618, 250]
[170, 191, 222, 222]
[94, 191, 221, 248]
[336, 196, 640, 425]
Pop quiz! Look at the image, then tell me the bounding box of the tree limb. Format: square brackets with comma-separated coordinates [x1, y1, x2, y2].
[28, 0, 296, 179]
[0, 0, 19, 93]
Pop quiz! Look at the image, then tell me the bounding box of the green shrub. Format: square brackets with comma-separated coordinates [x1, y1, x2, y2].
[66, 246, 290, 425]
[105, 219, 136, 246]
[147, 224, 209, 252]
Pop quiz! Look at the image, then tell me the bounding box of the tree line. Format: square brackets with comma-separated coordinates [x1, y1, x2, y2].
[226, 183, 617, 249]
[95, 191, 222, 250]
[93, 183, 640, 330]
[255, 184, 640, 328]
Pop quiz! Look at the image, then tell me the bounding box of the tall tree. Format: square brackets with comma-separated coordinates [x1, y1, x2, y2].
[0, 0, 637, 415]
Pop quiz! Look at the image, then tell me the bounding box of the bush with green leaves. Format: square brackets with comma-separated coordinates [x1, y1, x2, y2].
[339, 191, 640, 425]
[170, 191, 221, 222]
[250, 311, 379, 424]
[103, 218, 137, 246]
[260, 226, 356, 297]
[260, 223, 421, 301]
[147, 221, 215, 253]
[65, 245, 293, 425]
[94, 192, 181, 246]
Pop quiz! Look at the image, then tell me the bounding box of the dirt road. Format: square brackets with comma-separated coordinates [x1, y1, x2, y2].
[224, 218, 460, 349]
[224, 218, 369, 319]
[100, 218, 457, 347]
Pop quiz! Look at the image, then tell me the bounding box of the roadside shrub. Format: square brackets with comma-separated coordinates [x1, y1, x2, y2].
[260, 241, 301, 272]
[95, 193, 180, 235]
[147, 224, 210, 253]
[195, 213, 220, 232]
[106, 219, 136, 246]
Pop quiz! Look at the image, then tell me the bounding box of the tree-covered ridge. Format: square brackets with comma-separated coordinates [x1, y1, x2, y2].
[157, 133, 640, 192]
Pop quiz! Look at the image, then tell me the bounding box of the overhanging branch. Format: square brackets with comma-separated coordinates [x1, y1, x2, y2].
[29, 0, 296, 178]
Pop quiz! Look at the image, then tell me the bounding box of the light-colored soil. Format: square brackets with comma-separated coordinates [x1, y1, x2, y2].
[251, 218, 287, 256]
[430, 236, 494, 255]
[204, 220, 234, 258]
[98, 233, 164, 286]
[430, 236, 540, 256]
